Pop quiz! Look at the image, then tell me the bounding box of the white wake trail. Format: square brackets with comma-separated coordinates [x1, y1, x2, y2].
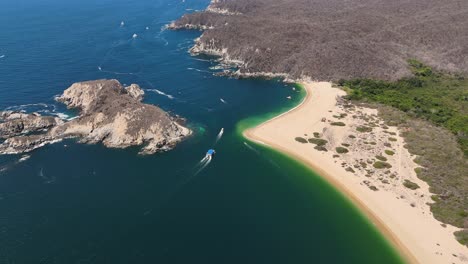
[147, 89, 175, 100]
[215, 128, 224, 144]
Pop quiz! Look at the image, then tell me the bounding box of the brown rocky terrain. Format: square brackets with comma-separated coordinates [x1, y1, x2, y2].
[170, 0, 468, 81]
[0, 79, 191, 155]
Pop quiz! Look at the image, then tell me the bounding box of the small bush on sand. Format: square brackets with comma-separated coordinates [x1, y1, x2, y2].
[295, 137, 308, 143]
[356, 126, 372, 132]
[308, 138, 328, 146]
[388, 137, 397, 141]
[373, 161, 392, 169]
[331, 122, 346, 126]
[314, 145, 328, 152]
[375, 155, 387, 161]
[385, 150, 395, 155]
[348, 135, 356, 139]
[341, 143, 350, 147]
[403, 179, 420, 190]
[336, 147, 349, 154]
[313, 132, 320, 138]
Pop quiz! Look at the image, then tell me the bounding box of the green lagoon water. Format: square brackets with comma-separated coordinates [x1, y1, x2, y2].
[0, 0, 404, 263]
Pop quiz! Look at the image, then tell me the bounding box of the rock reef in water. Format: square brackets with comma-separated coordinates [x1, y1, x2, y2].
[169, 0, 468, 81]
[0, 79, 191, 155]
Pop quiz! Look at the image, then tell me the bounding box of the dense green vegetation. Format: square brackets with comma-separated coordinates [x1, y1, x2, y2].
[341, 62, 467, 245]
[340, 61, 468, 155]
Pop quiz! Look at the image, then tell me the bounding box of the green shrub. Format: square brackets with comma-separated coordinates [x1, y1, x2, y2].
[375, 155, 387, 161]
[385, 150, 395, 155]
[388, 137, 397, 142]
[348, 135, 356, 139]
[331, 122, 346, 126]
[308, 138, 328, 146]
[373, 161, 392, 169]
[313, 132, 320, 138]
[341, 143, 350, 147]
[356, 126, 372, 132]
[295, 137, 308, 143]
[335, 147, 349, 154]
[403, 179, 420, 190]
[314, 145, 328, 152]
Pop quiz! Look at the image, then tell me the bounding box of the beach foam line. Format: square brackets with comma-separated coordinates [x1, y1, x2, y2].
[146, 89, 175, 100]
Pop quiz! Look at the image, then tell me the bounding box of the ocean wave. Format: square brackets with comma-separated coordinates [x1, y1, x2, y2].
[146, 89, 175, 100]
[4, 102, 76, 120]
[187, 67, 212, 74]
[0, 55, 5, 59]
[4, 103, 54, 113]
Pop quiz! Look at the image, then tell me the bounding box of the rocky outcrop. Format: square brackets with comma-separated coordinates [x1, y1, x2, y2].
[0, 112, 62, 138]
[0, 79, 191, 155]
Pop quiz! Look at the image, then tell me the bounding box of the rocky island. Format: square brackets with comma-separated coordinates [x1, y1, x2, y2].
[0, 79, 191, 155]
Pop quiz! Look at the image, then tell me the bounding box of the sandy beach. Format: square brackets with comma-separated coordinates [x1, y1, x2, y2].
[244, 82, 467, 264]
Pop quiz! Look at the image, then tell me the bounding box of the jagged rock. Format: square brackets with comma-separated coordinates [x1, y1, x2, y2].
[125, 84, 145, 102]
[0, 111, 62, 138]
[0, 79, 191, 155]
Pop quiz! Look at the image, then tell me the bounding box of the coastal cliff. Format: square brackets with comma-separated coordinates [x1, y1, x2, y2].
[0, 80, 191, 155]
[170, 0, 468, 81]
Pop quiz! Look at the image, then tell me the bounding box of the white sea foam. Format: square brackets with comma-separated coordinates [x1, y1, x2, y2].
[0, 55, 5, 59]
[54, 112, 70, 120]
[187, 67, 212, 74]
[18, 155, 30, 162]
[147, 89, 175, 100]
[4, 103, 51, 112]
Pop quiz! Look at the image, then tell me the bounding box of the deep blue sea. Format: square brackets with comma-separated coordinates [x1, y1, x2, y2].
[0, 0, 403, 263]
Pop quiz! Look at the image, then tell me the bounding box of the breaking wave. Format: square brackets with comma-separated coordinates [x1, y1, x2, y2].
[146, 89, 175, 100]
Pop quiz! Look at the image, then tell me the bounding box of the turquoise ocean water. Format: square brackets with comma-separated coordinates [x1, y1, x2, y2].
[0, 0, 403, 263]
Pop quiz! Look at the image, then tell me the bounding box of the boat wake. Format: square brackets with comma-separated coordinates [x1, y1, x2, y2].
[0, 55, 5, 59]
[146, 89, 175, 100]
[194, 155, 212, 176]
[215, 128, 224, 144]
[98, 66, 136, 76]
[220, 98, 227, 104]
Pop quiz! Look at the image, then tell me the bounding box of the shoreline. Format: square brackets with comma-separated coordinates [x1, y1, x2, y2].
[243, 82, 466, 264]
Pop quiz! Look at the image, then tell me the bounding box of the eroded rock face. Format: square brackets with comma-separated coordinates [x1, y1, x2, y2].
[0, 79, 191, 155]
[0, 112, 62, 138]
